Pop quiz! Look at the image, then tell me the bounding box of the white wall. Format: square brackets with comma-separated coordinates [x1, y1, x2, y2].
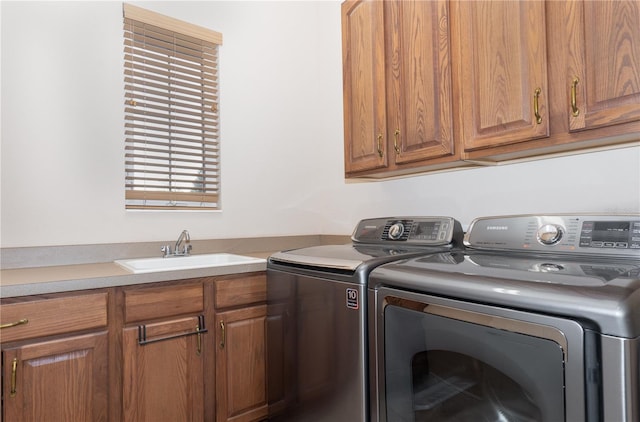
[2, 1, 639, 248]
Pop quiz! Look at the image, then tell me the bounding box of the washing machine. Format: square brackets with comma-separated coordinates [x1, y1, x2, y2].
[266, 216, 464, 421]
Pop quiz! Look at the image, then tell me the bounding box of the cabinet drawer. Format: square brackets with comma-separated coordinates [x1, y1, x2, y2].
[124, 282, 203, 323]
[214, 273, 266, 309]
[0, 292, 108, 342]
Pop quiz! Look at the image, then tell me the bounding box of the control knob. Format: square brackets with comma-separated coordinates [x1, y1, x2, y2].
[537, 224, 563, 245]
[388, 223, 405, 240]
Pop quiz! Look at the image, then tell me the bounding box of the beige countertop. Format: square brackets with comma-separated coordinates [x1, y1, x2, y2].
[0, 252, 272, 298]
[0, 235, 350, 298]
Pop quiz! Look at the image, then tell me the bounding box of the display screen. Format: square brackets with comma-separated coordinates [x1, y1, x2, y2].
[415, 222, 437, 235]
[413, 222, 440, 240]
[592, 221, 630, 242]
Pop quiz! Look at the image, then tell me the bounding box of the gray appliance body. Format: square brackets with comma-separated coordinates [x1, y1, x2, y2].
[267, 217, 463, 422]
[369, 214, 640, 422]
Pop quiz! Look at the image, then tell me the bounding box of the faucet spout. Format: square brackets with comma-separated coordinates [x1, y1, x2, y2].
[174, 230, 191, 256]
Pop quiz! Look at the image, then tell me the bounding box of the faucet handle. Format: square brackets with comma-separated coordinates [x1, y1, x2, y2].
[161, 245, 172, 257]
[183, 243, 192, 255]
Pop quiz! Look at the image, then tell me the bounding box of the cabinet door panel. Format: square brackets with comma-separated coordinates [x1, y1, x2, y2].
[216, 305, 268, 422]
[342, 0, 388, 173]
[122, 316, 204, 422]
[568, 0, 640, 131]
[3, 332, 108, 422]
[388, 0, 454, 164]
[457, 0, 549, 151]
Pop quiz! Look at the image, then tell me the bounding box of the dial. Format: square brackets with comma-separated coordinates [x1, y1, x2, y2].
[537, 224, 563, 245]
[387, 223, 405, 240]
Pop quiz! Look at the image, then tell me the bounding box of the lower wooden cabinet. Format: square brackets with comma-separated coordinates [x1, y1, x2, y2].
[2, 332, 108, 422]
[213, 273, 269, 422]
[215, 305, 268, 422]
[119, 280, 207, 422]
[1, 292, 109, 422]
[122, 316, 205, 422]
[1, 272, 269, 422]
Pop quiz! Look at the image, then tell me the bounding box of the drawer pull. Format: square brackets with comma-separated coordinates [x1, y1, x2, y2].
[1, 318, 29, 329]
[10, 358, 18, 397]
[137, 315, 207, 346]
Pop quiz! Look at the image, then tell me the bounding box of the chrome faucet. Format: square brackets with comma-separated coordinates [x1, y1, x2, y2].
[161, 230, 192, 257]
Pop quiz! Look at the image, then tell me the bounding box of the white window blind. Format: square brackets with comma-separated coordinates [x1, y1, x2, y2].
[123, 4, 222, 210]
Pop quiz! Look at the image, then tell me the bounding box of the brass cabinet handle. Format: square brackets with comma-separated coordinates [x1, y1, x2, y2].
[376, 134, 384, 158]
[393, 129, 401, 154]
[0, 319, 29, 329]
[11, 358, 17, 397]
[571, 77, 580, 117]
[533, 88, 542, 124]
[219, 321, 225, 349]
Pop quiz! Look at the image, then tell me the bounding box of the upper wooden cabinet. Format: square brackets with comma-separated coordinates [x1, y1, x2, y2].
[342, 0, 640, 176]
[566, 0, 640, 132]
[342, 0, 459, 177]
[342, 0, 387, 174]
[386, 0, 455, 165]
[453, 0, 549, 152]
[457, 0, 640, 161]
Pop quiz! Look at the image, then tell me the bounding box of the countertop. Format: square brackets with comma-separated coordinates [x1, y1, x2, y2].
[0, 235, 351, 298]
[0, 252, 271, 298]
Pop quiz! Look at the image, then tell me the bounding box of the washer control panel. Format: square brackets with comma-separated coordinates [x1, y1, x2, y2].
[352, 217, 463, 246]
[465, 214, 640, 257]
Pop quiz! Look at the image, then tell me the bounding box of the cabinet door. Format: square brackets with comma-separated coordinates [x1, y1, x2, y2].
[215, 305, 268, 422]
[122, 316, 204, 422]
[2, 331, 108, 422]
[567, 0, 640, 131]
[455, 0, 549, 152]
[342, 0, 388, 174]
[387, 0, 454, 165]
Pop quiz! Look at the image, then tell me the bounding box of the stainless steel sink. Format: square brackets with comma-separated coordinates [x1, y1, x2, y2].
[115, 253, 266, 274]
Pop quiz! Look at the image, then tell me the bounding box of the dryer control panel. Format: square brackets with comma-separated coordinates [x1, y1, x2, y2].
[352, 217, 463, 246]
[465, 214, 640, 257]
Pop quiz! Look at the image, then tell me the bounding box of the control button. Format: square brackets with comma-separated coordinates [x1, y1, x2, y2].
[616, 242, 628, 248]
[388, 223, 405, 240]
[604, 242, 615, 248]
[591, 242, 603, 248]
[537, 224, 564, 245]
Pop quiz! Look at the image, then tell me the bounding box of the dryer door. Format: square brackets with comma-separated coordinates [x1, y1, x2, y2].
[375, 288, 591, 422]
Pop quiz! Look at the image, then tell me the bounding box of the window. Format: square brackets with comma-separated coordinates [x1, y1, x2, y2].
[123, 4, 222, 210]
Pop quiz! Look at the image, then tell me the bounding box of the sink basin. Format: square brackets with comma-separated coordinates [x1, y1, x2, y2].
[115, 253, 266, 274]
